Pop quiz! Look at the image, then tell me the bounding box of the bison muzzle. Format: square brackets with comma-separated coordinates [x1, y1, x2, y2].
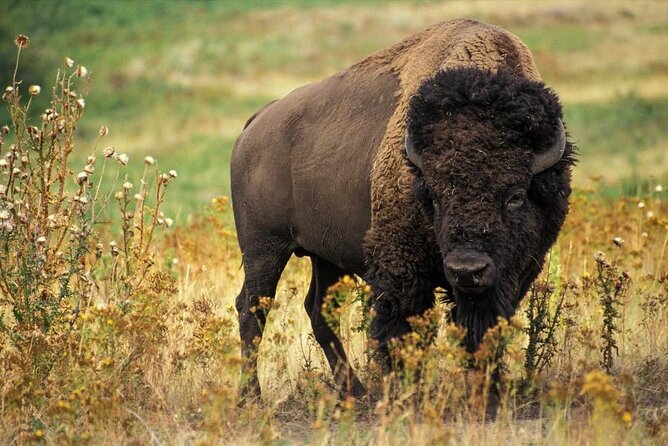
[231, 19, 575, 399]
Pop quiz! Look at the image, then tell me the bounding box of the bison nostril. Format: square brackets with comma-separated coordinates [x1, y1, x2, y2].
[450, 263, 488, 278]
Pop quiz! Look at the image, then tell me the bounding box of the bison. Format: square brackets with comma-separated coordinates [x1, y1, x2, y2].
[231, 19, 574, 398]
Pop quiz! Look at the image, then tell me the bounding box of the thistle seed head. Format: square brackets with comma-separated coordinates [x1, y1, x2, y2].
[14, 35, 30, 49]
[76, 65, 88, 78]
[76, 172, 88, 185]
[103, 146, 116, 158]
[116, 153, 129, 166]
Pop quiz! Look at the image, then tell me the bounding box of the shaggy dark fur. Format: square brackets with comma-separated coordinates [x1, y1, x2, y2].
[369, 67, 575, 356]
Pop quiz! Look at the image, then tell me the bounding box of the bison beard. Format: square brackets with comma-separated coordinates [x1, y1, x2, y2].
[454, 281, 516, 353]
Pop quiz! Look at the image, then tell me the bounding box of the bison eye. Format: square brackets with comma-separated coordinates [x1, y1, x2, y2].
[504, 190, 526, 210]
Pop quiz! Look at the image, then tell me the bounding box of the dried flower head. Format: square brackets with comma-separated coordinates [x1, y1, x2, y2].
[1, 221, 14, 232]
[99, 125, 108, 137]
[144, 156, 155, 165]
[165, 217, 174, 228]
[65, 57, 75, 68]
[169, 169, 177, 178]
[76, 65, 88, 78]
[76, 98, 85, 108]
[116, 153, 129, 166]
[76, 172, 88, 185]
[103, 146, 116, 158]
[28, 85, 41, 96]
[123, 181, 133, 190]
[36, 236, 47, 244]
[114, 191, 124, 200]
[14, 34, 30, 49]
[638, 202, 645, 209]
[612, 237, 624, 248]
[1, 125, 9, 135]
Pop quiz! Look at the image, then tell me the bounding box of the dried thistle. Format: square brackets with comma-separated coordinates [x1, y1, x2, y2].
[14, 34, 29, 49]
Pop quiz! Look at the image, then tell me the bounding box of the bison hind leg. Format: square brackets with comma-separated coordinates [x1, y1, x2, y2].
[236, 243, 292, 401]
[305, 256, 366, 398]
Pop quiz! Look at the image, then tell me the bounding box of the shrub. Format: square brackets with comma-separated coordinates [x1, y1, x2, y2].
[0, 34, 181, 443]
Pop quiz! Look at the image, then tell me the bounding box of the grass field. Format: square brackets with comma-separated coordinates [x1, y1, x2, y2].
[2, 0, 668, 213]
[0, 1, 667, 444]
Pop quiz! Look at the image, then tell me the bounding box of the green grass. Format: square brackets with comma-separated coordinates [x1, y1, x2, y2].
[566, 95, 668, 156]
[515, 25, 604, 54]
[1, 0, 668, 224]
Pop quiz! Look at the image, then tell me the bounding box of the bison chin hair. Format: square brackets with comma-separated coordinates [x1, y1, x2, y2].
[453, 278, 517, 353]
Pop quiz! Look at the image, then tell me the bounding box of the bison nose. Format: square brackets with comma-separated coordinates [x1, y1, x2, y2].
[444, 250, 495, 295]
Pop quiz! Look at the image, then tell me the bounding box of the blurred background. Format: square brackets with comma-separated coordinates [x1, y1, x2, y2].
[2, 0, 667, 222]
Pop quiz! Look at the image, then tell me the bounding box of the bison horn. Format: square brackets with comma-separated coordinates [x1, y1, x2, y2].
[532, 119, 566, 174]
[405, 131, 423, 171]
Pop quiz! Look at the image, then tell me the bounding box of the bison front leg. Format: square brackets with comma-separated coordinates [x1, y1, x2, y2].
[368, 270, 436, 372]
[305, 256, 365, 398]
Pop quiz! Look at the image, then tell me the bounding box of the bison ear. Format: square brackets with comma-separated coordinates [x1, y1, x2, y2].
[405, 131, 423, 171]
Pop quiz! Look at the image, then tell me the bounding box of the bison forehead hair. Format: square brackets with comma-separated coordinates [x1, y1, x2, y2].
[407, 67, 564, 158]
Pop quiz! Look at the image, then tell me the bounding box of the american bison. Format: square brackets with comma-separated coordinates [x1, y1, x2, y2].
[231, 19, 574, 398]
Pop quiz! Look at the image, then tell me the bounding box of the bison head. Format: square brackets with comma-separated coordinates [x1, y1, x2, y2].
[405, 68, 574, 351]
